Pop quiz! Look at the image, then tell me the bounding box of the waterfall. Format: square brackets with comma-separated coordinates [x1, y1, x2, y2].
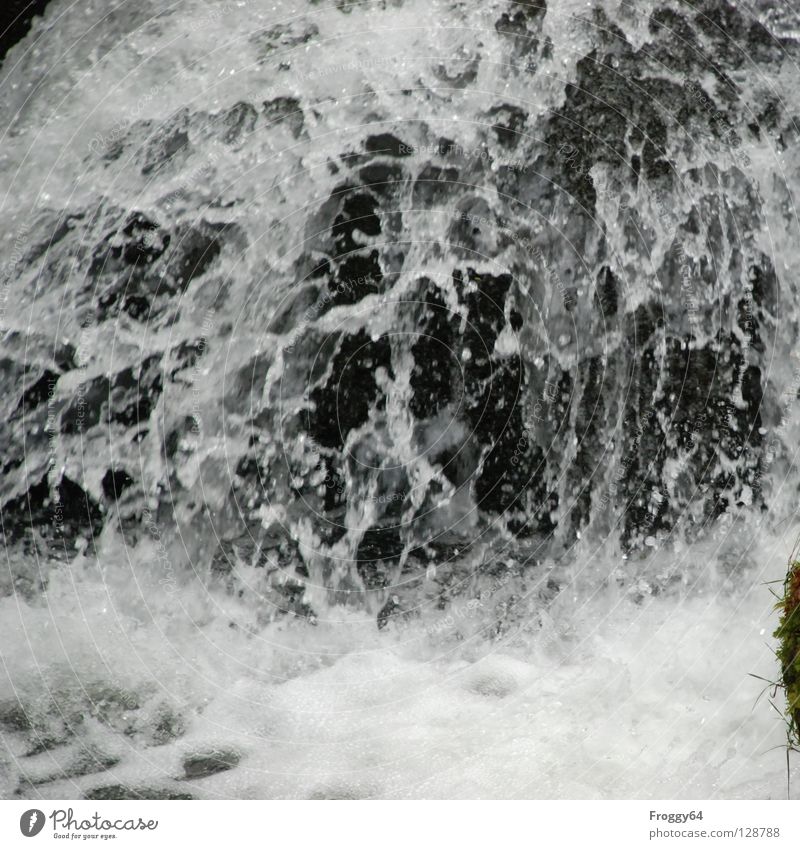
[1, 0, 798, 799]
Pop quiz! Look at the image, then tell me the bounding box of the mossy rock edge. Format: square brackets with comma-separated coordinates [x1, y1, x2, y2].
[775, 559, 800, 746]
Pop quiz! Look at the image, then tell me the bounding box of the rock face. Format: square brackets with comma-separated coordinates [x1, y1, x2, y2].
[1, 0, 799, 624]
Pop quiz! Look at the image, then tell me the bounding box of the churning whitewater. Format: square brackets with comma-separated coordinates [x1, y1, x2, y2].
[1, 0, 800, 798]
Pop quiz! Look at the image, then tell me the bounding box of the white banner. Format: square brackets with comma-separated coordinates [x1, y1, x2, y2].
[1, 800, 797, 848]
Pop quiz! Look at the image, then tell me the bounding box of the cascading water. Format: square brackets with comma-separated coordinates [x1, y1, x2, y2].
[1, 0, 799, 799]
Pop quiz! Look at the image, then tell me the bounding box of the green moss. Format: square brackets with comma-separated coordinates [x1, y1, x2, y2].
[774, 559, 800, 747]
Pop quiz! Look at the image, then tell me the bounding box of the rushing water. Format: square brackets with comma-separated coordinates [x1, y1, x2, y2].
[1, 0, 800, 798]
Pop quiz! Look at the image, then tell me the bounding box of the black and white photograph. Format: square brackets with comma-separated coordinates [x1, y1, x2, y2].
[1, 0, 800, 822]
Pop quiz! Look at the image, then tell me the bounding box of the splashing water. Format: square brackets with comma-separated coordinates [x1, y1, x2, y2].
[1, 0, 800, 798]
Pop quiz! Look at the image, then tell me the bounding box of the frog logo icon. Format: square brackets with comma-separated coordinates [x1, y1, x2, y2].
[19, 810, 46, 837]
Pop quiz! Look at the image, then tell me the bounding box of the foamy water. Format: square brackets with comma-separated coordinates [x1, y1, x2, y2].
[1, 520, 794, 799]
[2, 0, 800, 800]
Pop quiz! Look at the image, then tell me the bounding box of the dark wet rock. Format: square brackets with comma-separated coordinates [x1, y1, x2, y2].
[271, 575, 316, 619]
[434, 52, 480, 88]
[307, 329, 392, 450]
[182, 749, 240, 779]
[166, 222, 225, 290]
[139, 111, 191, 175]
[150, 706, 187, 746]
[101, 469, 134, 501]
[613, 332, 767, 548]
[487, 104, 528, 148]
[400, 268, 559, 535]
[448, 196, 499, 256]
[331, 188, 382, 254]
[459, 269, 513, 413]
[409, 283, 457, 419]
[495, 0, 547, 35]
[0, 698, 33, 732]
[624, 302, 662, 347]
[595, 266, 620, 317]
[13, 367, 58, 417]
[208, 524, 315, 616]
[223, 352, 273, 417]
[268, 281, 320, 335]
[748, 98, 782, 139]
[89, 212, 170, 277]
[377, 594, 404, 630]
[470, 356, 546, 523]
[263, 96, 305, 138]
[1, 474, 104, 550]
[691, 0, 786, 69]
[412, 164, 460, 206]
[15, 208, 84, 272]
[364, 133, 412, 157]
[27, 745, 120, 786]
[17, 685, 189, 751]
[61, 356, 163, 434]
[495, 1, 549, 68]
[169, 337, 209, 383]
[408, 537, 476, 570]
[211, 533, 265, 577]
[90, 216, 226, 323]
[67, 747, 121, 780]
[330, 250, 383, 305]
[163, 415, 201, 463]
[0, 357, 32, 420]
[1, 0, 792, 614]
[358, 161, 405, 194]
[540, 8, 721, 212]
[319, 457, 348, 515]
[253, 19, 319, 58]
[356, 526, 405, 590]
[84, 683, 140, 726]
[2, 693, 83, 755]
[748, 252, 779, 315]
[85, 785, 193, 800]
[567, 357, 607, 532]
[214, 101, 258, 146]
[645, 7, 705, 75]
